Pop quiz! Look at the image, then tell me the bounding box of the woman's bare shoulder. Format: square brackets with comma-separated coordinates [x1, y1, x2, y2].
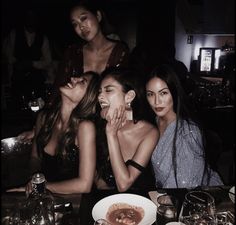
[78, 120, 96, 130]
[139, 120, 159, 137]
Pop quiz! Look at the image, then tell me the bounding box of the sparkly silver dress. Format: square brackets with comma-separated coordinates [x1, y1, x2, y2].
[151, 120, 223, 188]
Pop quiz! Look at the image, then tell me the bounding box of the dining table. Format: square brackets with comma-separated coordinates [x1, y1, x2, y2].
[1, 185, 234, 225]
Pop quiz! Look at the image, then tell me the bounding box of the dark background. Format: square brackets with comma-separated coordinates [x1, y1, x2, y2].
[1, 0, 176, 55]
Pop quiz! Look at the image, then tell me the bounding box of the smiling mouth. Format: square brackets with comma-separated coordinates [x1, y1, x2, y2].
[99, 102, 110, 109]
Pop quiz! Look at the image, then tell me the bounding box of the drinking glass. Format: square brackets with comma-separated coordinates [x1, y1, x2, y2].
[179, 190, 216, 225]
[94, 219, 111, 225]
[29, 100, 40, 112]
[156, 194, 178, 225]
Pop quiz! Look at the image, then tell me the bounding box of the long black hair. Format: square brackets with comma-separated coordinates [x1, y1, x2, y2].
[145, 64, 210, 187]
[96, 67, 148, 181]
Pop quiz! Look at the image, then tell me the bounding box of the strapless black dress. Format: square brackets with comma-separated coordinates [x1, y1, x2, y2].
[41, 145, 79, 182]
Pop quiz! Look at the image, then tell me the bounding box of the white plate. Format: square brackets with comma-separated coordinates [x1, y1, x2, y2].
[92, 193, 157, 225]
[229, 186, 235, 203]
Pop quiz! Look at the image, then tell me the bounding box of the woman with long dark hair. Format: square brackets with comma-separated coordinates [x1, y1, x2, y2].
[9, 71, 100, 194]
[145, 64, 223, 188]
[58, 0, 129, 85]
[95, 67, 159, 192]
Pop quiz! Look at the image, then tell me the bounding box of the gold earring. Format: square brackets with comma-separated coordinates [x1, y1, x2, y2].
[126, 102, 133, 121]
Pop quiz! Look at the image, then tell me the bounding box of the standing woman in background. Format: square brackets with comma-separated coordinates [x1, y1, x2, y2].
[57, 0, 129, 86]
[145, 64, 223, 188]
[18, 0, 129, 141]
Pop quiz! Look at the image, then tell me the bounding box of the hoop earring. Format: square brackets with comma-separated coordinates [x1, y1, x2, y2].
[126, 102, 133, 121]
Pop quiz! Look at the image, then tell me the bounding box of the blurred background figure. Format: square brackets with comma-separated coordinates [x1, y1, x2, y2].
[2, 7, 52, 110]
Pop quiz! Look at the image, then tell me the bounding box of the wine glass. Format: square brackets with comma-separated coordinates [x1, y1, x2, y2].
[179, 191, 216, 225]
[29, 100, 40, 112]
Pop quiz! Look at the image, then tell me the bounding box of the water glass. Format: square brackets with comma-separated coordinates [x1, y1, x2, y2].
[156, 194, 178, 225]
[179, 190, 216, 225]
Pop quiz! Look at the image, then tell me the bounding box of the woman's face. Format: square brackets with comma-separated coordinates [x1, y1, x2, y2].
[98, 76, 126, 119]
[70, 6, 101, 42]
[60, 75, 92, 104]
[146, 77, 174, 118]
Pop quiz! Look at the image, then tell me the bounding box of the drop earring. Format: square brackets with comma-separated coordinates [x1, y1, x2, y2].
[126, 102, 133, 121]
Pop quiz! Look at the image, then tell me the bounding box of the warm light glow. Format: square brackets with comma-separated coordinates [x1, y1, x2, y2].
[214, 49, 221, 70]
[3, 138, 16, 148]
[31, 106, 40, 112]
[200, 49, 212, 72]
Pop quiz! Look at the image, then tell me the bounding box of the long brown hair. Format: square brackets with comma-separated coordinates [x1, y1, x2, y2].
[36, 71, 100, 157]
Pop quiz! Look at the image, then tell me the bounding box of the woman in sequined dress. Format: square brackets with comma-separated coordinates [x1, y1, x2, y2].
[9, 71, 100, 194]
[145, 64, 223, 188]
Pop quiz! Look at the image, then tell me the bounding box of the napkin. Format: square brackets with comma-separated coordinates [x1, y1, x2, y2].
[148, 190, 167, 206]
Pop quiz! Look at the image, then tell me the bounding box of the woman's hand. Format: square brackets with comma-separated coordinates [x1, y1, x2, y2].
[25, 181, 33, 198]
[6, 181, 32, 198]
[105, 106, 126, 135]
[6, 186, 25, 192]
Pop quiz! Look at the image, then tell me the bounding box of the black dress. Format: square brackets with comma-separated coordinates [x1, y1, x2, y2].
[41, 145, 79, 182]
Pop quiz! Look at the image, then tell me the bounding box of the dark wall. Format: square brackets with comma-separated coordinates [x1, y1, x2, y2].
[136, 0, 176, 56]
[1, 0, 176, 56]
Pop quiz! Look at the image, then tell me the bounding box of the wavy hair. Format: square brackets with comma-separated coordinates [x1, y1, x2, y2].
[36, 71, 100, 158]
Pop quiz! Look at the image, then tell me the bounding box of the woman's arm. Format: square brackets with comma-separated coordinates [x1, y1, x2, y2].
[108, 127, 158, 192]
[7, 112, 44, 193]
[46, 120, 96, 194]
[105, 107, 159, 192]
[29, 112, 45, 173]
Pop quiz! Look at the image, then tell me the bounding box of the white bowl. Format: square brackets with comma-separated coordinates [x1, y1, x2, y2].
[92, 193, 157, 225]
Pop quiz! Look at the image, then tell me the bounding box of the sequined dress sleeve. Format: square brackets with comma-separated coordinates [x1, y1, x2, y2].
[151, 120, 223, 188]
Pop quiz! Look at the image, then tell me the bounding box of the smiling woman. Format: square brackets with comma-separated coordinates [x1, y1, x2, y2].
[7, 71, 100, 195]
[95, 67, 159, 192]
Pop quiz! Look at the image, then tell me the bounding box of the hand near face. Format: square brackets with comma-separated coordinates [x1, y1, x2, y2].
[105, 106, 126, 135]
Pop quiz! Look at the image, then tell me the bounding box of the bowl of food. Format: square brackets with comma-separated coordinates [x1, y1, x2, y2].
[92, 193, 156, 225]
